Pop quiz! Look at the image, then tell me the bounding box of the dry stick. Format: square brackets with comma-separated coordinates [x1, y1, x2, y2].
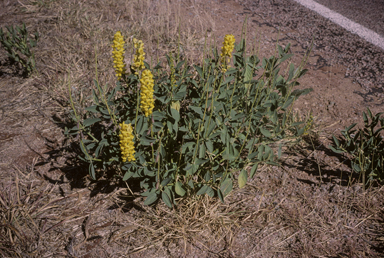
[243, 189, 265, 222]
[15, 175, 21, 206]
[308, 136, 323, 185]
[275, 230, 301, 247]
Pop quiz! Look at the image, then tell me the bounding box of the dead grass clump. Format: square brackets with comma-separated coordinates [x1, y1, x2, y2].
[0, 171, 51, 257]
[108, 192, 243, 256]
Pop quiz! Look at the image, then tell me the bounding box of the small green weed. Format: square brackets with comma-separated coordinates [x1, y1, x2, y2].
[0, 23, 39, 76]
[330, 108, 384, 188]
[65, 32, 312, 208]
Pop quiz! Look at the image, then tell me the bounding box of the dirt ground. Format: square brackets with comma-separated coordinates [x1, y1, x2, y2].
[0, 0, 383, 257]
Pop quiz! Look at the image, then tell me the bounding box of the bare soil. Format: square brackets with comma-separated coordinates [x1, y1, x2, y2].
[0, 0, 383, 257]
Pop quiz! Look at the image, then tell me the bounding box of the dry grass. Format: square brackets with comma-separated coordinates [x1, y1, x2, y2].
[25, 0, 213, 105]
[1, 0, 384, 257]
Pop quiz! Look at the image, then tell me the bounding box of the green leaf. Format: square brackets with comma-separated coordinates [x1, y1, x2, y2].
[287, 63, 295, 81]
[220, 178, 233, 197]
[220, 125, 228, 144]
[140, 136, 156, 146]
[189, 106, 204, 117]
[85, 105, 98, 113]
[266, 161, 279, 166]
[220, 76, 235, 86]
[298, 69, 308, 78]
[188, 179, 194, 189]
[174, 90, 187, 100]
[186, 163, 199, 176]
[363, 111, 368, 125]
[244, 63, 253, 90]
[136, 116, 144, 134]
[195, 158, 208, 166]
[206, 121, 216, 137]
[182, 142, 195, 153]
[167, 121, 173, 134]
[99, 138, 109, 147]
[280, 53, 293, 64]
[86, 142, 96, 150]
[144, 192, 158, 206]
[223, 153, 237, 161]
[199, 143, 206, 159]
[175, 181, 186, 196]
[260, 127, 271, 137]
[204, 172, 211, 182]
[161, 177, 172, 187]
[162, 190, 173, 208]
[284, 43, 291, 53]
[123, 171, 134, 181]
[278, 45, 284, 57]
[297, 127, 305, 136]
[194, 65, 204, 79]
[94, 146, 104, 159]
[333, 135, 340, 147]
[206, 141, 213, 153]
[238, 169, 248, 188]
[281, 97, 294, 110]
[144, 167, 155, 177]
[217, 188, 224, 203]
[152, 110, 167, 120]
[328, 145, 344, 154]
[249, 163, 259, 178]
[196, 185, 208, 195]
[352, 162, 361, 172]
[206, 186, 215, 197]
[176, 60, 186, 70]
[248, 151, 258, 160]
[236, 38, 246, 53]
[89, 163, 96, 180]
[170, 107, 180, 123]
[291, 88, 313, 97]
[80, 141, 89, 158]
[246, 138, 255, 149]
[83, 118, 101, 127]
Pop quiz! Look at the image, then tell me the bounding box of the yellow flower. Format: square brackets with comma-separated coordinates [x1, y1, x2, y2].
[220, 34, 235, 72]
[140, 69, 155, 117]
[132, 38, 145, 74]
[119, 122, 135, 162]
[112, 31, 126, 80]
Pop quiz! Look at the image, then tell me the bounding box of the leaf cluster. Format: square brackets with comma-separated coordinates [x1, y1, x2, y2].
[330, 108, 384, 187]
[0, 23, 39, 76]
[66, 36, 312, 208]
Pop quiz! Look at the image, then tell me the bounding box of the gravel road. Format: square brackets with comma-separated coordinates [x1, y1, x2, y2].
[313, 0, 384, 37]
[239, 0, 384, 93]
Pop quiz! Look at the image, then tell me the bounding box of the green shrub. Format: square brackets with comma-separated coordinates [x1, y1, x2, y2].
[0, 23, 39, 76]
[65, 32, 312, 207]
[330, 108, 384, 188]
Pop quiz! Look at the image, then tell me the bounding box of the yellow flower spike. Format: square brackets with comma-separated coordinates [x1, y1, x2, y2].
[112, 31, 126, 80]
[132, 38, 146, 74]
[119, 122, 136, 162]
[220, 34, 235, 73]
[140, 69, 155, 117]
